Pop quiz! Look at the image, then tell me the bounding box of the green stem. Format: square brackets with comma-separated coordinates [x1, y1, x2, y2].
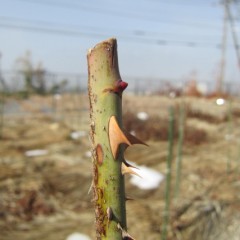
[0, 90, 5, 139]
[174, 104, 185, 198]
[162, 106, 174, 240]
[236, 138, 240, 175]
[87, 38, 126, 240]
[227, 99, 233, 174]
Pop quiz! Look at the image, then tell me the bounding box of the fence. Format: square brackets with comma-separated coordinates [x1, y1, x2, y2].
[0, 70, 239, 96]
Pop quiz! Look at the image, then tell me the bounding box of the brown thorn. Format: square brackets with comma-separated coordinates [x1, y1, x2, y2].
[117, 223, 136, 240]
[123, 160, 139, 170]
[121, 162, 142, 178]
[124, 131, 148, 147]
[125, 196, 134, 201]
[109, 116, 131, 159]
[109, 116, 148, 160]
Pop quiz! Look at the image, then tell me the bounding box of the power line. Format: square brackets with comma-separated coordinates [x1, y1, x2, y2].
[0, 16, 113, 34]
[10, 0, 222, 30]
[0, 22, 226, 48]
[145, 0, 217, 6]
[0, 15, 223, 39]
[0, 22, 105, 38]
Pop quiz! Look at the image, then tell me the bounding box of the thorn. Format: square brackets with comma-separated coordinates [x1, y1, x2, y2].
[125, 196, 134, 201]
[121, 162, 142, 178]
[123, 160, 139, 170]
[88, 181, 93, 195]
[117, 223, 136, 240]
[109, 116, 131, 159]
[125, 131, 148, 147]
[109, 116, 147, 159]
[103, 79, 128, 95]
[107, 207, 113, 221]
[107, 207, 113, 227]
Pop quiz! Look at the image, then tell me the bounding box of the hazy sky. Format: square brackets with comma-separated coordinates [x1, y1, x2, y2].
[0, 0, 240, 84]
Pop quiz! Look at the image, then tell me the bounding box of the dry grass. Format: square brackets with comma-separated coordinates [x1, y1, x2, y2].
[124, 110, 207, 145]
[0, 94, 240, 240]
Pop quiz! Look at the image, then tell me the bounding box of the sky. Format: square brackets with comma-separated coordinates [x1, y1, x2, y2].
[0, 0, 240, 88]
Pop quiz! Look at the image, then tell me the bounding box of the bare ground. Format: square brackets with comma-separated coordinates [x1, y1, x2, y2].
[0, 94, 240, 240]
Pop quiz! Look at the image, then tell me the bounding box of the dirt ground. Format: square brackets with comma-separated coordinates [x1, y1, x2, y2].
[1, 93, 240, 240]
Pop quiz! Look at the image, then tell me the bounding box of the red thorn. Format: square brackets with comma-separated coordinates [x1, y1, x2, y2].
[103, 79, 128, 95]
[116, 79, 128, 93]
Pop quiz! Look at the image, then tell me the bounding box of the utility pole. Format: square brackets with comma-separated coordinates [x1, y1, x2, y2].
[217, 0, 228, 94]
[226, 1, 240, 69]
[0, 53, 7, 91]
[0, 52, 4, 139]
[0, 52, 2, 86]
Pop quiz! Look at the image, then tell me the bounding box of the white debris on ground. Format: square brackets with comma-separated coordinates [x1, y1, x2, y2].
[53, 93, 62, 100]
[25, 149, 49, 157]
[70, 130, 87, 140]
[49, 123, 60, 130]
[169, 91, 176, 98]
[136, 112, 149, 121]
[225, 134, 234, 141]
[66, 232, 91, 240]
[84, 151, 92, 158]
[216, 98, 225, 106]
[129, 163, 164, 190]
